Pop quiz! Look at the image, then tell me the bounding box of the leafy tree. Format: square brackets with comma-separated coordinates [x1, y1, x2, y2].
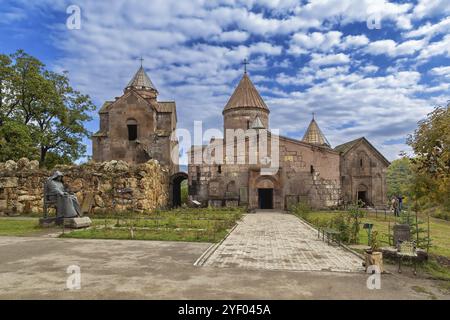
[4, 50, 48, 124]
[32, 70, 95, 165]
[0, 119, 35, 161]
[0, 54, 14, 124]
[407, 102, 450, 210]
[0, 50, 95, 167]
[386, 157, 413, 202]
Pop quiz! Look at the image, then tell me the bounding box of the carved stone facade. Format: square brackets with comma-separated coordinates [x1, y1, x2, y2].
[188, 72, 390, 209]
[92, 66, 178, 175]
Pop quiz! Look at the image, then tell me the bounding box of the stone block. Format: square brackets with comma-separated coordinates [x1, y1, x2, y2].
[225, 200, 238, 207]
[39, 217, 59, 228]
[0, 200, 7, 210]
[64, 217, 92, 229]
[18, 195, 39, 202]
[0, 177, 18, 188]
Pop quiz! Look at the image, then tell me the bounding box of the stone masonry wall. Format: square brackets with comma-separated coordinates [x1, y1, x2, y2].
[0, 158, 169, 215]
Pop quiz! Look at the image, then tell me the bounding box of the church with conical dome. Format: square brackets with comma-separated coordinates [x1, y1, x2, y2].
[187, 70, 390, 210]
[92, 64, 389, 210]
[92, 65, 179, 174]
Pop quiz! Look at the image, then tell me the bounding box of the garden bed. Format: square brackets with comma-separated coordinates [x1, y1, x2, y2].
[61, 207, 244, 243]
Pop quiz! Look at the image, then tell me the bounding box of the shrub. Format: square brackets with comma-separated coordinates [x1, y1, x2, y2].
[433, 210, 450, 221]
[289, 201, 311, 220]
[327, 202, 365, 245]
[370, 231, 381, 252]
[347, 201, 365, 244]
[330, 213, 351, 243]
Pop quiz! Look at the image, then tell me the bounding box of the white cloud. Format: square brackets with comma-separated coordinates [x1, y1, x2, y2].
[430, 66, 450, 78]
[417, 35, 450, 60]
[212, 30, 249, 43]
[288, 31, 342, 55]
[340, 35, 370, 49]
[412, 0, 450, 19]
[298, 0, 413, 28]
[268, 69, 432, 160]
[309, 53, 350, 67]
[4, 0, 447, 162]
[360, 65, 379, 74]
[405, 16, 450, 39]
[365, 39, 427, 57]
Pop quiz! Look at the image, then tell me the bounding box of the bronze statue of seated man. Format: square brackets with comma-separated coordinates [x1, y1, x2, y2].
[45, 171, 81, 219]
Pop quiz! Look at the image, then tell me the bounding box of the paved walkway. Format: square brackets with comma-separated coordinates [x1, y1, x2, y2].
[202, 212, 364, 273]
[0, 236, 447, 299]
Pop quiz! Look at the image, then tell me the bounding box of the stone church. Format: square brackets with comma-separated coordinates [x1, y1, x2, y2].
[92, 65, 179, 175]
[187, 71, 390, 210]
[91, 65, 389, 209]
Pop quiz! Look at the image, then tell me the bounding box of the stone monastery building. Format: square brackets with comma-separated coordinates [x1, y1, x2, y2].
[92, 65, 390, 210]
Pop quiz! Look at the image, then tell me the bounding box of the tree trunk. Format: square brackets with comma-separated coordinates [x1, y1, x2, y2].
[40, 146, 47, 167]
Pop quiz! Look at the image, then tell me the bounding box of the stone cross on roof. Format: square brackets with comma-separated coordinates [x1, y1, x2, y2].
[137, 56, 144, 67]
[242, 58, 249, 74]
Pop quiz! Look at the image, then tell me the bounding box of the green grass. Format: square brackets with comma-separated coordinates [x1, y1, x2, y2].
[61, 227, 230, 242]
[298, 210, 450, 259]
[295, 209, 450, 280]
[61, 207, 244, 243]
[0, 218, 40, 236]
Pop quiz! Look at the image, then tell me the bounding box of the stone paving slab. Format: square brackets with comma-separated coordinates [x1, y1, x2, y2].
[203, 212, 364, 273]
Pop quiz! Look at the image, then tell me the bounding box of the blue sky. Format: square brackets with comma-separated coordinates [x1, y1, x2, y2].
[1, 0, 449, 162]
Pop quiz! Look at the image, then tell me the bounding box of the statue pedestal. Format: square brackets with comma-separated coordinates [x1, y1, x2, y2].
[39, 217, 60, 228]
[64, 217, 92, 229]
[40, 216, 91, 228]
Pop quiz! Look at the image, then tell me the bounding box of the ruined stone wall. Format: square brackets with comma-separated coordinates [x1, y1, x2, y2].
[0, 158, 169, 216]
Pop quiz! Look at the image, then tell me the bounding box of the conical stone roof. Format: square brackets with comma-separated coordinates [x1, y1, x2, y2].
[302, 118, 331, 147]
[223, 73, 269, 112]
[126, 66, 157, 92]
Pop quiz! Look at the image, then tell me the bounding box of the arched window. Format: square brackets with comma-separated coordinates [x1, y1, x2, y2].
[127, 119, 138, 141]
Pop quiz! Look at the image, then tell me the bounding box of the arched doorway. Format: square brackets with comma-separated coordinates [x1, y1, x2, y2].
[170, 172, 188, 208]
[356, 184, 369, 207]
[256, 178, 275, 209]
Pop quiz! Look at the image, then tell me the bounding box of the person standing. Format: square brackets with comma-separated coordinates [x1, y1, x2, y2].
[397, 194, 403, 213]
[391, 196, 399, 217]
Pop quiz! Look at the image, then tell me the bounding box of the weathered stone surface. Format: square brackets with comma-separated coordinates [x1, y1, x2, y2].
[91, 67, 179, 176]
[17, 158, 30, 170]
[203, 212, 363, 272]
[187, 73, 388, 210]
[64, 217, 92, 228]
[28, 160, 40, 170]
[381, 246, 428, 263]
[18, 195, 39, 202]
[4, 160, 17, 171]
[39, 217, 58, 227]
[0, 177, 18, 188]
[0, 159, 169, 215]
[0, 200, 7, 211]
